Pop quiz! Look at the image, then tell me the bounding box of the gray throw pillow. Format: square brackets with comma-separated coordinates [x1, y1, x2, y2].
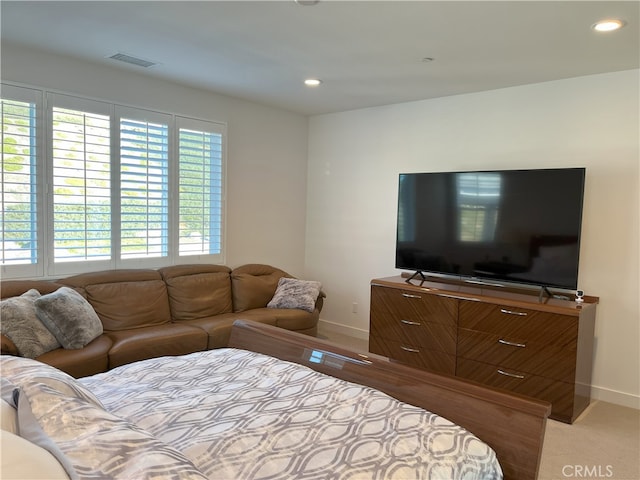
[35, 287, 103, 350]
[267, 278, 322, 313]
[0, 290, 61, 358]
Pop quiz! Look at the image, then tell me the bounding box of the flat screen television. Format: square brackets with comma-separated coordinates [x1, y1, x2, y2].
[395, 168, 586, 291]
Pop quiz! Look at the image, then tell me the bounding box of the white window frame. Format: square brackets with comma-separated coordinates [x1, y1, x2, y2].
[173, 116, 226, 265]
[1, 84, 45, 279]
[46, 93, 114, 276]
[1, 83, 227, 279]
[115, 105, 172, 270]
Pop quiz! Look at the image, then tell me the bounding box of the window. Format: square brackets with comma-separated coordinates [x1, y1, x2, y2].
[51, 102, 111, 263]
[118, 109, 170, 260]
[1, 85, 225, 279]
[177, 117, 224, 258]
[1, 85, 42, 278]
[1, 97, 37, 264]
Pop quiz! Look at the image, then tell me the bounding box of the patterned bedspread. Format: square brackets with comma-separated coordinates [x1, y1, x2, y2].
[81, 348, 502, 480]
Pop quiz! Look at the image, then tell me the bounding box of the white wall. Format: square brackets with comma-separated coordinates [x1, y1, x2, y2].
[306, 70, 640, 408]
[1, 43, 310, 277]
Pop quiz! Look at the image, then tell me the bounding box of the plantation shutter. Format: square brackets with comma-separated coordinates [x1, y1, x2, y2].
[2, 85, 228, 279]
[1, 85, 41, 276]
[49, 94, 111, 267]
[118, 108, 170, 260]
[176, 117, 225, 260]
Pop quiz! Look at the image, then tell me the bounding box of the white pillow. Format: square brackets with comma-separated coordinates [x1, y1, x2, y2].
[1, 399, 17, 433]
[0, 430, 69, 480]
[3, 355, 208, 479]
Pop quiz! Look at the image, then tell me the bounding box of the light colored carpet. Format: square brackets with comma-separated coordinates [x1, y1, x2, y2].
[318, 329, 640, 480]
[539, 400, 639, 480]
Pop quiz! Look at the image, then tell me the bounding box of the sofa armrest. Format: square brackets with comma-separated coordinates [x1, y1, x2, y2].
[315, 291, 326, 313]
[230, 264, 290, 312]
[1, 334, 18, 356]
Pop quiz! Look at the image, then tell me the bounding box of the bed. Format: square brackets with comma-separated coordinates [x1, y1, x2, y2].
[1, 320, 550, 480]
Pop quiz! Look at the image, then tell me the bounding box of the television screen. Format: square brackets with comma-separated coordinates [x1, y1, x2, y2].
[395, 168, 586, 290]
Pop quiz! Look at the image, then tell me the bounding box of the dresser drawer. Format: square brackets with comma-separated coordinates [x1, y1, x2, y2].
[459, 300, 577, 347]
[369, 335, 456, 375]
[371, 311, 456, 354]
[456, 357, 575, 422]
[371, 285, 457, 327]
[457, 328, 576, 382]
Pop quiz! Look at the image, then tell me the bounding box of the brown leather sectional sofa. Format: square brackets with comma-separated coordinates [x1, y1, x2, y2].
[0, 264, 323, 378]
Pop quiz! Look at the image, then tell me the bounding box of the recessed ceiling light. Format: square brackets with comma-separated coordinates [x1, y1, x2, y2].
[295, 0, 320, 5]
[304, 78, 322, 87]
[592, 19, 625, 32]
[422, 57, 435, 63]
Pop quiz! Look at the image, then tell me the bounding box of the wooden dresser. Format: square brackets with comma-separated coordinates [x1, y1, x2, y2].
[369, 276, 598, 423]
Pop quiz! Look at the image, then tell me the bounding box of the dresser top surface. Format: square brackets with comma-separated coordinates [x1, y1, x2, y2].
[371, 276, 598, 316]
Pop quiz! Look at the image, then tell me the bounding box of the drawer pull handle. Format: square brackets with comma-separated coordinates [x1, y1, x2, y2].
[402, 293, 422, 299]
[401, 319, 421, 326]
[500, 308, 528, 317]
[400, 346, 420, 353]
[497, 369, 525, 379]
[498, 339, 526, 348]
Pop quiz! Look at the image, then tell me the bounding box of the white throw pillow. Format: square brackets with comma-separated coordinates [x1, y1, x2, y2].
[0, 430, 69, 480]
[1, 399, 17, 433]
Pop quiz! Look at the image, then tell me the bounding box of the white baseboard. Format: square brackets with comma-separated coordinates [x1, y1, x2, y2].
[591, 385, 640, 410]
[317, 319, 369, 341]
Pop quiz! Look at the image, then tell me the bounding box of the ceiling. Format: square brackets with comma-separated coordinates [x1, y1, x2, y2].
[1, 1, 638, 116]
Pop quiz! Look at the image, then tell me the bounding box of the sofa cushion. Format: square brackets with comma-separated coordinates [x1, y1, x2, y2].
[160, 265, 233, 320]
[184, 311, 279, 349]
[267, 277, 322, 313]
[248, 307, 319, 332]
[105, 324, 208, 368]
[0, 290, 61, 358]
[60, 270, 172, 331]
[159, 264, 231, 280]
[36, 335, 113, 378]
[86, 280, 171, 331]
[231, 264, 290, 312]
[0, 281, 65, 300]
[35, 287, 103, 350]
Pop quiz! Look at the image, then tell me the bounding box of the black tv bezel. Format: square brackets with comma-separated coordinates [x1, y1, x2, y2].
[394, 167, 586, 293]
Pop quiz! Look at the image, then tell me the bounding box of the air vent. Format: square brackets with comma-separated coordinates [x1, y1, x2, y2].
[108, 52, 157, 68]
